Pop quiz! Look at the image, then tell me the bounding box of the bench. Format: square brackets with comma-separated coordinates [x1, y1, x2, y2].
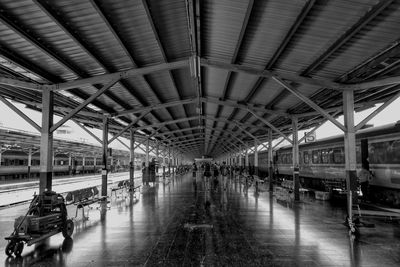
[65, 186, 107, 220]
[111, 180, 141, 198]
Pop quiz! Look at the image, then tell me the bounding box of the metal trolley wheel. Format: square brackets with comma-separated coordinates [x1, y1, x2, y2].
[14, 241, 24, 256]
[5, 241, 15, 257]
[5, 240, 24, 257]
[62, 219, 74, 238]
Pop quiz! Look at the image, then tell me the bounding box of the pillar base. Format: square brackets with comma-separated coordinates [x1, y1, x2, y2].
[101, 168, 108, 197]
[39, 171, 52, 194]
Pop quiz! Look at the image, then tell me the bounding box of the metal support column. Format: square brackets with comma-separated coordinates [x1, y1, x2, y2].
[343, 90, 357, 222]
[162, 149, 166, 179]
[82, 156, 85, 174]
[239, 146, 243, 167]
[130, 129, 135, 189]
[68, 153, 72, 176]
[156, 142, 159, 174]
[268, 129, 274, 192]
[245, 146, 249, 171]
[168, 146, 171, 174]
[254, 140, 259, 176]
[145, 138, 149, 183]
[94, 155, 97, 173]
[27, 148, 32, 179]
[101, 117, 108, 197]
[39, 89, 53, 193]
[292, 118, 300, 201]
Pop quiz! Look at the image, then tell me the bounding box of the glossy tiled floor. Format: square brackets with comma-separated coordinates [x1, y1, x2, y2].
[1, 174, 400, 266]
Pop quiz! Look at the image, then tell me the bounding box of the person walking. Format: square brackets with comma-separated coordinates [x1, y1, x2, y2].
[220, 161, 229, 190]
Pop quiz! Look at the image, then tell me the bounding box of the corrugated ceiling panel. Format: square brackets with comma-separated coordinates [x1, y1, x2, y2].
[0, 21, 77, 81]
[123, 76, 162, 106]
[145, 72, 180, 102]
[249, 79, 283, 106]
[237, 0, 305, 68]
[227, 72, 260, 101]
[314, 2, 400, 79]
[202, 0, 251, 61]
[95, 0, 165, 66]
[202, 67, 229, 98]
[276, 0, 379, 74]
[171, 68, 195, 100]
[147, 0, 191, 60]
[50, 0, 133, 71]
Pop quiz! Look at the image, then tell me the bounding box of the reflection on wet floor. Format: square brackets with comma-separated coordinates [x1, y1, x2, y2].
[1, 173, 400, 266]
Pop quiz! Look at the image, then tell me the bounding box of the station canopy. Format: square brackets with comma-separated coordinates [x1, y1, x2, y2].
[0, 0, 400, 159]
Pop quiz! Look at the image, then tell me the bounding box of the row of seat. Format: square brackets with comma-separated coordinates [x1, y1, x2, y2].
[65, 186, 100, 205]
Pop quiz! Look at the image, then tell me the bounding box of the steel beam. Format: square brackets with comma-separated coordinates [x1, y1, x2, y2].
[272, 76, 346, 132]
[200, 58, 355, 91]
[292, 118, 300, 201]
[51, 59, 189, 91]
[201, 96, 289, 117]
[113, 98, 196, 118]
[39, 89, 53, 193]
[101, 117, 108, 197]
[108, 111, 150, 144]
[302, 0, 394, 75]
[50, 79, 118, 133]
[343, 91, 357, 223]
[133, 116, 198, 131]
[0, 77, 43, 91]
[355, 90, 400, 131]
[0, 96, 41, 132]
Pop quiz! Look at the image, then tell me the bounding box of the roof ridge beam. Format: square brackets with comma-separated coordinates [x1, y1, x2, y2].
[201, 96, 289, 117]
[0, 77, 44, 91]
[153, 126, 200, 137]
[112, 98, 197, 118]
[200, 58, 354, 91]
[50, 60, 189, 91]
[134, 116, 198, 131]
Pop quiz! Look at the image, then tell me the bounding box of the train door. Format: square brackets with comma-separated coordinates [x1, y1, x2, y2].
[361, 139, 369, 171]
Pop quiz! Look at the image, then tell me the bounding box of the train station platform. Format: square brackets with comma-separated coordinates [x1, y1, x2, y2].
[1, 173, 400, 266]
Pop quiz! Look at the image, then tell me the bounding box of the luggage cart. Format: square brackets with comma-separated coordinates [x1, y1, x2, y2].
[4, 191, 74, 257]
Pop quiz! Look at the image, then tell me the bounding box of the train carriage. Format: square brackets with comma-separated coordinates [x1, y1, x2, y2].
[271, 123, 400, 206]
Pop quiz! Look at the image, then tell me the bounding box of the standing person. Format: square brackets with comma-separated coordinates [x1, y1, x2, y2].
[220, 161, 229, 190]
[204, 162, 211, 190]
[192, 162, 197, 182]
[213, 163, 219, 191]
[359, 168, 371, 201]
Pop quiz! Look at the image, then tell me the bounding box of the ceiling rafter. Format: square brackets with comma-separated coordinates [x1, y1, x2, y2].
[301, 0, 394, 76]
[206, 0, 255, 158]
[0, 2, 134, 124]
[213, 0, 315, 159]
[141, 0, 194, 137]
[88, 0, 178, 135]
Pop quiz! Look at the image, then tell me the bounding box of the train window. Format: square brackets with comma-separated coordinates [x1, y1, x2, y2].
[371, 140, 400, 164]
[312, 150, 320, 164]
[391, 140, 400, 164]
[287, 153, 293, 164]
[303, 151, 309, 164]
[321, 149, 329, 164]
[356, 145, 361, 164]
[369, 142, 386, 164]
[332, 148, 344, 164]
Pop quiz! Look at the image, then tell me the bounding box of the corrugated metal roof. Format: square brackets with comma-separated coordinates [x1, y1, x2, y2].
[0, 0, 400, 158]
